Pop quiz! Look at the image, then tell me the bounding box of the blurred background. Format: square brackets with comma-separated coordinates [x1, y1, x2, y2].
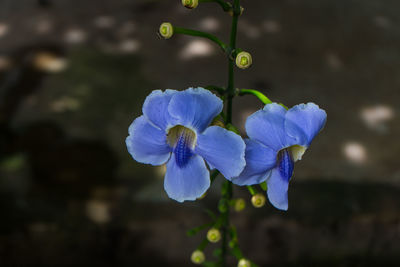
[1, 0, 399, 266]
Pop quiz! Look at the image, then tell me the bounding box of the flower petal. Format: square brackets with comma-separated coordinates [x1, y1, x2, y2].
[126, 116, 171, 165]
[168, 88, 223, 133]
[284, 103, 327, 146]
[195, 126, 245, 179]
[246, 103, 295, 151]
[266, 167, 290, 211]
[231, 139, 276, 186]
[142, 89, 177, 131]
[164, 154, 210, 202]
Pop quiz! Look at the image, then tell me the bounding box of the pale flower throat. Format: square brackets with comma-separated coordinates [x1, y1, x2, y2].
[167, 125, 197, 168]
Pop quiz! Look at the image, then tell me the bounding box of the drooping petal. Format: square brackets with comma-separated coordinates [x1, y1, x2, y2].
[246, 103, 295, 151]
[142, 89, 177, 131]
[195, 126, 245, 179]
[266, 167, 290, 211]
[126, 116, 171, 165]
[164, 154, 210, 202]
[284, 103, 327, 146]
[168, 88, 223, 133]
[231, 139, 276, 186]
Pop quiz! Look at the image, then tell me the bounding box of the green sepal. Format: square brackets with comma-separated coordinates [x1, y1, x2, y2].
[259, 181, 267, 191]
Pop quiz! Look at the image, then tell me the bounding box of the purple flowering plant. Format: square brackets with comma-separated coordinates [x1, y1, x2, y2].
[126, 0, 327, 266]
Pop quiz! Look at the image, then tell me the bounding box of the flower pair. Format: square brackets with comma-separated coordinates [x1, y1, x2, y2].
[126, 87, 326, 210]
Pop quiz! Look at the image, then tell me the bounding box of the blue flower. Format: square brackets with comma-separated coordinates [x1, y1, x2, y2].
[231, 103, 327, 210]
[126, 87, 246, 202]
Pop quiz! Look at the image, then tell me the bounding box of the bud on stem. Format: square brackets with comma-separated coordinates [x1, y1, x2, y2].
[159, 22, 173, 39]
[236, 51, 252, 69]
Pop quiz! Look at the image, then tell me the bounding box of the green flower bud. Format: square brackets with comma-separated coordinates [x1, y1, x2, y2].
[236, 51, 252, 69]
[191, 250, 205, 264]
[234, 198, 246, 212]
[238, 258, 251, 267]
[207, 228, 221, 243]
[159, 22, 173, 39]
[182, 0, 198, 9]
[251, 193, 266, 208]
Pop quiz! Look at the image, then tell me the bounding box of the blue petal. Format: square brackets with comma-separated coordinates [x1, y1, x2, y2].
[142, 89, 177, 131]
[231, 139, 276, 186]
[126, 116, 171, 165]
[284, 103, 327, 146]
[266, 167, 290, 211]
[164, 154, 210, 202]
[195, 126, 245, 179]
[246, 103, 295, 151]
[168, 88, 223, 133]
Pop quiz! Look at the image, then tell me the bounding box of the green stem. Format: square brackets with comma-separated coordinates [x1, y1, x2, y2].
[199, 0, 232, 11]
[221, 1, 240, 266]
[238, 89, 273, 104]
[173, 27, 227, 52]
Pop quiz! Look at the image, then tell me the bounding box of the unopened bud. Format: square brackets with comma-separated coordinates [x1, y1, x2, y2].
[238, 258, 251, 267]
[234, 198, 246, 212]
[159, 22, 173, 39]
[191, 250, 205, 264]
[251, 193, 266, 208]
[207, 228, 221, 243]
[182, 0, 198, 9]
[236, 51, 252, 69]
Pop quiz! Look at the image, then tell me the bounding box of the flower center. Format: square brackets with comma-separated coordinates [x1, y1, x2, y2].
[277, 148, 294, 181]
[167, 125, 197, 168]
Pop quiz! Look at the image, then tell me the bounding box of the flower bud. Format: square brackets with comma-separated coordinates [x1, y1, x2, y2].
[182, 0, 198, 9]
[236, 51, 252, 69]
[159, 22, 173, 39]
[251, 193, 266, 208]
[191, 250, 205, 264]
[238, 258, 251, 267]
[206, 228, 221, 243]
[234, 198, 246, 212]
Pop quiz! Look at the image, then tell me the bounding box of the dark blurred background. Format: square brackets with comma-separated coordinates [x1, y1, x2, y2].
[0, 0, 399, 266]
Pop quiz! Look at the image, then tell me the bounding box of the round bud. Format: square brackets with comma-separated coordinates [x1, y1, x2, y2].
[159, 22, 173, 39]
[238, 258, 251, 267]
[206, 228, 221, 243]
[251, 193, 266, 208]
[191, 250, 205, 264]
[236, 51, 252, 69]
[182, 0, 198, 9]
[234, 198, 246, 212]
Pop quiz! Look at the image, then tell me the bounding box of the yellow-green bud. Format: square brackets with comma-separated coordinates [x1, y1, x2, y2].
[182, 0, 198, 9]
[191, 250, 205, 264]
[251, 193, 266, 208]
[159, 22, 173, 39]
[206, 228, 221, 243]
[238, 258, 251, 267]
[236, 51, 252, 69]
[234, 198, 246, 212]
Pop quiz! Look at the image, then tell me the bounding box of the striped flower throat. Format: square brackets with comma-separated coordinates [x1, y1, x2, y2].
[277, 145, 307, 181]
[167, 125, 197, 168]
